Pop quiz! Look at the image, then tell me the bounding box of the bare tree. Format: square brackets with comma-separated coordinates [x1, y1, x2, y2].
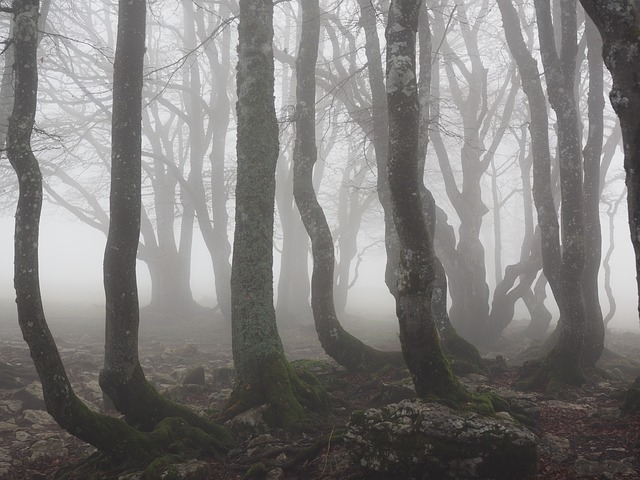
[386, 0, 466, 399]
[222, 0, 329, 427]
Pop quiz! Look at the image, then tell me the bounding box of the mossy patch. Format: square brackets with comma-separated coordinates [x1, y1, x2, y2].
[221, 352, 330, 429]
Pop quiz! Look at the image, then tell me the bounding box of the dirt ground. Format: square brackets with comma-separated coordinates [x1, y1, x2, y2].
[0, 305, 639, 479]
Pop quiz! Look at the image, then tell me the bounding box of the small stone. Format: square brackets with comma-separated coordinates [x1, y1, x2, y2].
[247, 433, 275, 448]
[29, 437, 67, 461]
[495, 411, 513, 421]
[267, 467, 284, 480]
[22, 409, 55, 426]
[0, 421, 17, 432]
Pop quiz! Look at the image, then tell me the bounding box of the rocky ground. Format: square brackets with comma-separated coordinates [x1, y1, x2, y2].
[0, 310, 639, 479]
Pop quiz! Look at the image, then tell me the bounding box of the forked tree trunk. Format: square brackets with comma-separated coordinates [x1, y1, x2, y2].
[386, 0, 466, 399]
[292, 0, 403, 372]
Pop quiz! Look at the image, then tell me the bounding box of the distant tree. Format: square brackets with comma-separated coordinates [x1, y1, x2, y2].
[497, 0, 600, 390]
[222, 0, 329, 427]
[386, 0, 466, 399]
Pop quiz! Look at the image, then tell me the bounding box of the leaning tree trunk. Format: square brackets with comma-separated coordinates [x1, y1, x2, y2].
[579, 0, 640, 327]
[99, 0, 229, 436]
[223, 0, 329, 428]
[5, 0, 224, 468]
[292, 0, 403, 372]
[386, 0, 466, 400]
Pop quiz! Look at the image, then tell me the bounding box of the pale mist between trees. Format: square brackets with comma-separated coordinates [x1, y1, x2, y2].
[1, 0, 640, 477]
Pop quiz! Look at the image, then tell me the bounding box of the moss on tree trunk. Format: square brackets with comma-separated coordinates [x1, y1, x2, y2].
[225, 0, 330, 428]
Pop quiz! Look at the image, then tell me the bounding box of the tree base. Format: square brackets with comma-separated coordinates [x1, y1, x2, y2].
[517, 347, 585, 395]
[220, 353, 330, 429]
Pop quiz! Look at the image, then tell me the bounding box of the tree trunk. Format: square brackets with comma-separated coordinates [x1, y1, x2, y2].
[416, 3, 484, 370]
[292, 0, 403, 372]
[497, 0, 586, 390]
[386, 0, 466, 400]
[100, 0, 228, 434]
[224, 0, 329, 428]
[6, 0, 227, 467]
[581, 17, 605, 367]
[579, 0, 640, 327]
[356, 0, 401, 297]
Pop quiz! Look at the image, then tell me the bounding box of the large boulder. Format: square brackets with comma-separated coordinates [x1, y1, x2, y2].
[346, 399, 537, 479]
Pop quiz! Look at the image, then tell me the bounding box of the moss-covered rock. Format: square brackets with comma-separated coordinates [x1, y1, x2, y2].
[346, 399, 537, 479]
[181, 366, 206, 386]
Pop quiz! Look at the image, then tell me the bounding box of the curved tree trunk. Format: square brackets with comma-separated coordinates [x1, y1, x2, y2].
[99, 0, 228, 435]
[386, 0, 466, 400]
[6, 0, 226, 467]
[292, 0, 403, 372]
[223, 0, 329, 428]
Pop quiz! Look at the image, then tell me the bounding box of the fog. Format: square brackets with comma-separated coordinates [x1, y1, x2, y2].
[1, 199, 638, 332]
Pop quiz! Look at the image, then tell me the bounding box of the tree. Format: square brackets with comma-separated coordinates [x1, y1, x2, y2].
[5, 0, 227, 472]
[578, 0, 640, 326]
[497, 0, 593, 390]
[292, 0, 403, 371]
[223, 0, 328, 427]
[386, 0, 466, 399]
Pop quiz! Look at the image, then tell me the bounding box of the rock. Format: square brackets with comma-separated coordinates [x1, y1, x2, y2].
[267, 467, 284, 480]
[538, 433, 570, 463]
[208, 388, 232, 404]
[22, 409, 55, 426]
[373, 382, 415, 405]
[212, 366, 235, 386]
[182, 366, 206, 385]
[226, 405, 267, 434]
[247, 433, 276, 457]
[0, 420, 18, 432]
[10, 382, 45, 411]
[28, 437, 67, 461]
[346, 399, 537, 479]
[0, 400, 23, 415]
[247, 433, 276, 448]
[572, 456, 638, 478]
[167, 459, 212, 479]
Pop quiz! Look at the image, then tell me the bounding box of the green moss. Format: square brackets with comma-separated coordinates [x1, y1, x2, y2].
[221, 352, 330, 429]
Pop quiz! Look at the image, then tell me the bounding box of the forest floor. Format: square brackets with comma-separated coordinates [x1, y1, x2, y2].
[0, 305, 639, 479]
